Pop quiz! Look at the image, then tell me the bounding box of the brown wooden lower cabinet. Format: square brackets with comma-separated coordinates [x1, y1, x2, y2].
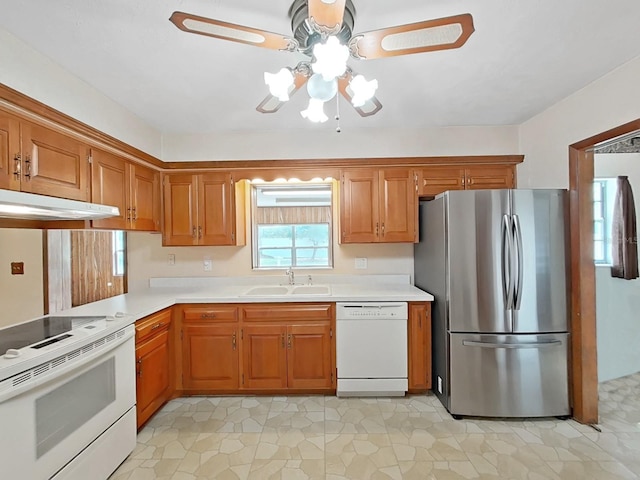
[135, 308, 173, 429]
[242, 324, 288, 389]
[408, 302, 432, 392]
[180, 305, 240, 391]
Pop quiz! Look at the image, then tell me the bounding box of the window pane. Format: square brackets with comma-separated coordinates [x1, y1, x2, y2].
[296, 248, 329, 267]
[294, 224, 329, 246]
[594, 241, 605, 263]
[593, 220, 603, 240]
[258, 225, 293, 247]
[593, 182, 602, 201]
[258, 248, 292, 267]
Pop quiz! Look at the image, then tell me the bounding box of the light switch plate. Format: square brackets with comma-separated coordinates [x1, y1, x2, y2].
[355, 257, 368, 269]
[168, 254, 176, 265]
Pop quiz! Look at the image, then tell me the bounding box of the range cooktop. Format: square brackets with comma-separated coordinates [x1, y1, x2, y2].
[0, 316, 104, 355]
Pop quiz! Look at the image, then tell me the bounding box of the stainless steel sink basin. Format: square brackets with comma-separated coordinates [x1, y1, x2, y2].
[242, 285, 290, 296]
[290, 285, 331, 295]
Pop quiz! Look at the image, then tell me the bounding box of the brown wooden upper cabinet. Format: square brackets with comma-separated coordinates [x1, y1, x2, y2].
[163, 172, 245, 246]
[340, 168, 417, 243]
[417, 165, 516, 197]
[91, 148, 160, 231]
[0, 110, 90, 201]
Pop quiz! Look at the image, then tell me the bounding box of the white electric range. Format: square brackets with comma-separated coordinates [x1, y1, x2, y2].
[0, 314, 136, 480]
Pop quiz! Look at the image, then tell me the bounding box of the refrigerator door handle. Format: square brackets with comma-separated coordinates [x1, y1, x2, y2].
[501, 214, 514, 310]
[513, 214, 524, 310]
[462, 340, 563, 349]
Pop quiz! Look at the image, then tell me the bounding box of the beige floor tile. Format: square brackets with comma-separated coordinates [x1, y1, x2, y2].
[111, 372, 640, 480]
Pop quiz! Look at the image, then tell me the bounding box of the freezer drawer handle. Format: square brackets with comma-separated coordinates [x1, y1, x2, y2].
[462, 340, 562, 349]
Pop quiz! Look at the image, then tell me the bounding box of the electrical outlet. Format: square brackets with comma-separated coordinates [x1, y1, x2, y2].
[203, 256, 212, 271]
[11, 262, 24, 275]
[168, 254, 176, 265]
[355, 257, 367, 269]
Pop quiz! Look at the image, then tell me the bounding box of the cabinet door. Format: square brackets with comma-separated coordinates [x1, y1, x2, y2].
[91, 149, 129, 230]
[465, 165, 515, 190]
[340, 168, 379, 243]
[418, 166, 465, 197]
[241, 325, 288, 390]
[287, 323, 333, 389]
[20, 121, 90, 201]
[130, 163, 160, 231]
[199, 172, 235, 245]
[163, 173, 198, 245]
[0, 111, 20, 190]
[379, 168, 417, 243]
[408, 303, 432, 391]
[182, 323, 239, 390]
[136, 329, 170, 428]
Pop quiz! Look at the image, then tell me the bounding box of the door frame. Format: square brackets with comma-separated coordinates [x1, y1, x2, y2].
[568, 118, 640, 424]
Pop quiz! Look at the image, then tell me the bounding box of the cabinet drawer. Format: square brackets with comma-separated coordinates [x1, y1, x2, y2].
[135, 309, 172, 343]
[241, 303, 333, 322]
[183, 305, 239, 323]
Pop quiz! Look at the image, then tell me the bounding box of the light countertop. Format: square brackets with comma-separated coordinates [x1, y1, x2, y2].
[51, 275, 433, 325]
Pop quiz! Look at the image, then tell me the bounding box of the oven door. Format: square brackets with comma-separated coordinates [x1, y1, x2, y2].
[0, 325, 135, 480]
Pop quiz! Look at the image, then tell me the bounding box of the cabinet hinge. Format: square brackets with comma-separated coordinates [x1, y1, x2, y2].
[242, 373, 244, 385]
[87, 153, 92, 164]
[241, 328, 243, 340]
[330, 328, 333, 338]
[231, 232, 235, 242]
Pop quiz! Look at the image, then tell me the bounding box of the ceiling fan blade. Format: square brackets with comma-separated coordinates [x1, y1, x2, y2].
[338, 72, 382, 117]
[170, 11, 297, 52]
[256, 70, 310, 114]
[349, 13, 474, 59]
[308, 0, 347, 33]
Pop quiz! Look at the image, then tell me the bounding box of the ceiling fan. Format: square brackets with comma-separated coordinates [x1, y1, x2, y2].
[170, 0, 474, 123]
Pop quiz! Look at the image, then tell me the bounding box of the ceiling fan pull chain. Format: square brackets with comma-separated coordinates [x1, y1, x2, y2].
[335, 93, 341, 133]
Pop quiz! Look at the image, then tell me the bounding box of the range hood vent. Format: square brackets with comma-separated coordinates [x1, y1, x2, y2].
[0, 190, 120, 221]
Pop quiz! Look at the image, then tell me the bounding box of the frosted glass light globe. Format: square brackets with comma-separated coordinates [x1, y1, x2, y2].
[306, 73, 338, 102]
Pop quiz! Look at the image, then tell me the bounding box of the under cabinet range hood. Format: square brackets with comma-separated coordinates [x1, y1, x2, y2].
[0, 189, 120, 220]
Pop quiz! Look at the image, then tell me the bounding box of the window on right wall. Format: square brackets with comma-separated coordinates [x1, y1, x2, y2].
[593, 177, 617, 264]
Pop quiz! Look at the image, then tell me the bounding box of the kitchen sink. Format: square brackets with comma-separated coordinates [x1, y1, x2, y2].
[290, 285, 331, 295]
[242, 285, 290, 296]
[241, 285, 331, 296]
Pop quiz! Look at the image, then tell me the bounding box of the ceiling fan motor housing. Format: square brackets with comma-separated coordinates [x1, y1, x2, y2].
[289, 0, 356, 55]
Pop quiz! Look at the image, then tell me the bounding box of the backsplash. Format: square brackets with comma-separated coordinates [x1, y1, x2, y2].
[126, 232, 414, 292]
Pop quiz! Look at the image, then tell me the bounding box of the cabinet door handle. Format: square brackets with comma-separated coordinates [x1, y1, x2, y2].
[13, 154, 21, 179]
[192, 227, 197, 238]
[200, 313, 216, 319]
[232, 332, 237, 350]
[23, 155, 31, 180]
[132, 207, 137, 221]
[375, 222, 379, 236]
[198, 225, 202, 238]
[287, 334, 292, 349]
[127, 207, 132, 221]
[281, 333, 285, 348]
[461, 176, 465, 186]
[136, 358, 142, 377]
[381, 223, 385, 236]
[151, 322, 164, 330]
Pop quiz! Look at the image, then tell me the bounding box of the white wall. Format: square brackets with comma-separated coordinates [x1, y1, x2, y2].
[519, 55, 640, 189]
[594, 153, 640, 382]
[0, 229, 44, 327]
[162, 125, 520, 161]
[0, 27, 162, 158]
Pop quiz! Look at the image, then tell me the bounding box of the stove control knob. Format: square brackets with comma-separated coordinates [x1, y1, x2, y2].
[4, 349, 21, 359]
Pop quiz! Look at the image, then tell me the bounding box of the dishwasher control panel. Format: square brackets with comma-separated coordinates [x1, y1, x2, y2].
[336, 302, 408, 320]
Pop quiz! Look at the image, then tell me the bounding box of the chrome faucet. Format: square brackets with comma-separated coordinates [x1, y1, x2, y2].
[285, 267, 295, 285]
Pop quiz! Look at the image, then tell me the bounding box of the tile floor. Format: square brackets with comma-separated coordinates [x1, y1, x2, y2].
[110, 372, 640, 479]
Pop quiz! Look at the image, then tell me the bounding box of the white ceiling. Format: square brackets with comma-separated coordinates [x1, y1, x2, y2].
[2, 0, 640, 135]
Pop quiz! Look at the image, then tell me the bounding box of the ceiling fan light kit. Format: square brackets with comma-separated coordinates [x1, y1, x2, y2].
[169, 0, 474, 124]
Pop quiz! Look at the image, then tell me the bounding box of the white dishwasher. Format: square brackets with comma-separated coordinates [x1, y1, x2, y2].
[336, 302, 408, 396]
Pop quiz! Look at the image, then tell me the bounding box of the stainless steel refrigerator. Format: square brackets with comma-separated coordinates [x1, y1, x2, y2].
[414, 189, 570, 418]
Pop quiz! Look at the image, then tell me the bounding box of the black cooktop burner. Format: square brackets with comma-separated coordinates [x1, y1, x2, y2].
[0, 316, 103, 354]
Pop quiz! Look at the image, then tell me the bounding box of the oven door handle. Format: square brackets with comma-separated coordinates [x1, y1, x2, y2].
[0, 326, 134, 403]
